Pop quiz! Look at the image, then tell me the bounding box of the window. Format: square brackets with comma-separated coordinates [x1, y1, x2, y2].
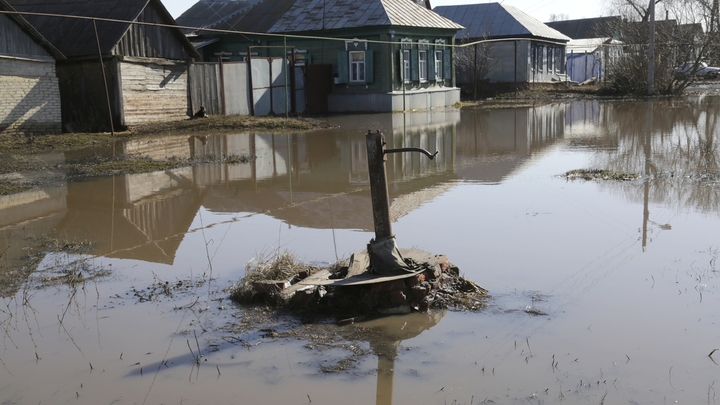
[419, 50, 427, 81]
[403, 49, 411, 82]
[546, 47, 552, 72]
[435, 50, 443, 80]
[338, 49, 373, 84]
[555, 47, 562, 73]
[350, 51, 365, 82]
[531, 44, 537, 73]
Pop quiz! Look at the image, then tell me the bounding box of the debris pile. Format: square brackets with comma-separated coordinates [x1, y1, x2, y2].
[229, 249, 487, 318]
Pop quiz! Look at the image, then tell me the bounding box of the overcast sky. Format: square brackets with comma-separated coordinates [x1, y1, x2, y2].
[164, 0, 605, 24]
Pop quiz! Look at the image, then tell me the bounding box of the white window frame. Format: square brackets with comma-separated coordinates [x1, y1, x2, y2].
[418, 50, 427, 82]
[435, 49, 443, 80]
[349, 50, 365, 83]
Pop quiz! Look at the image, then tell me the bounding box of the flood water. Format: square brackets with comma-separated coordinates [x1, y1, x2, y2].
[1, 96, 719, 405]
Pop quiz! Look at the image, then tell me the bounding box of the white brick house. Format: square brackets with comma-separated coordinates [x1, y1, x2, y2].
[0, 2, 64, 136]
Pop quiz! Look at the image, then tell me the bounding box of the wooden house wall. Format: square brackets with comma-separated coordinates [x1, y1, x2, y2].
[188, 63, 222, 116]
[478, 40, 530, 83]
[113, 2, 190, 60]
[465, 39, 567, 84]
[388, 28, 457, 90]
[118, 60, 190, 125]
[0, 13, 52, 60]
[56, 59, 123, 132]
[205, 26, 458, 94]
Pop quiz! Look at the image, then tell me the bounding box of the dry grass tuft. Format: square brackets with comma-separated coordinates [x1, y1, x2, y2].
[563, 169, 639, 181]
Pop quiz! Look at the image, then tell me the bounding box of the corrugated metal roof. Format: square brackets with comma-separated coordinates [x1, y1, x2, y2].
[567, 37, 613, 53]
[545, 16, 621, 39]
[176, 0, 261, 35]
[434, 2, 569, 42]
[0, 0, 65, 59]
[198, 0, 461, 34]
[6, 0, 197, 58]
[6, 0, 147, 56]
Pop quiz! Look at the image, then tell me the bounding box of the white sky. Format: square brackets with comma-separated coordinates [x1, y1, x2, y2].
[163, 0, 605, 24]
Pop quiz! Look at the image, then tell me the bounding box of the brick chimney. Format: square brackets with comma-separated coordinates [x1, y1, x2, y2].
[414, 0, 431, 10]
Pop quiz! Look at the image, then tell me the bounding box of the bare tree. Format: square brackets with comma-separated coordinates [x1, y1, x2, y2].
[549, 13, 570, 22]
[608, 0, 665, 22]
[602, 0, 719, 95]
[455, 34, 497, 99]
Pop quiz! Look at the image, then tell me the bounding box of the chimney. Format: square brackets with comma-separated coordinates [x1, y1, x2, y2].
[425, 0, 432, 9]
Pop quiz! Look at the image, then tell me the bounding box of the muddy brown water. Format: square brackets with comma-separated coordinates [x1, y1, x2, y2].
[1, 96, 719, 404]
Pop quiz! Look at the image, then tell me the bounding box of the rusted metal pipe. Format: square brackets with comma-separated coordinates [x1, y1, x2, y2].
[385, 147, 437, 160]
[366, 130, 439, 240]
[366, 130, 393, 240]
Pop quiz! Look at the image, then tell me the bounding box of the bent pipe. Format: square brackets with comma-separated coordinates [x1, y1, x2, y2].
[384, 147, 438, 160]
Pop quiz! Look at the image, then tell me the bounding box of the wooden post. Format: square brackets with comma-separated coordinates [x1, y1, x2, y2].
[648, 0, 656, 95]
[366, 130, 392, 240]
[219, 54, 226, 115]
[93, 19, 114, 136]
[473, 43, 478, 101]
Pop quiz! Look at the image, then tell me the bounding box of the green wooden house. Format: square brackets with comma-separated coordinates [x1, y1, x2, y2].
[179, 0, 463, 113]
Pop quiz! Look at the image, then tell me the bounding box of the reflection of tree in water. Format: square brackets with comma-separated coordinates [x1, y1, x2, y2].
[589, 97, 720, 214]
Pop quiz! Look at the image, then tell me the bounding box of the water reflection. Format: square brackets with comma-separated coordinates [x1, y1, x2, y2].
[354, 312, 445, 405]
[587, 98, 720, 220]
[1, 97, 720, 404]
[454, 103, 565, 183]
[1, 98, 719, 291]
[0, 103, 623, 288]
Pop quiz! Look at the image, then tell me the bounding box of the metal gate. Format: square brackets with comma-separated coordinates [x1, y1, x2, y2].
[248, 56, 293, 116]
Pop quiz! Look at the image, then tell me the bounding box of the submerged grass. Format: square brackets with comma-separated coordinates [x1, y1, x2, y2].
[0, 133, 117, 155]
[0, 181, 32, 195]
[0, 234, 107, 296]
[129, 115, 330, 136]
[65, 153, 256, 178]
[0, 115, 328, 191]
[563, 169, 639, 181]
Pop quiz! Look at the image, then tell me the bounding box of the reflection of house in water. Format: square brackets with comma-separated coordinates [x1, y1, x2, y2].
[56, 170, 204, 265]
[337, 111, 460, 184]
[0, 185, 68, 293]
[563, 100, 618, 149]
[454, 104, 565, 182]
[203, 111, 461, 232]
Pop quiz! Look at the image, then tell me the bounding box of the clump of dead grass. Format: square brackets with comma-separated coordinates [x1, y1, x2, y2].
[230, 251, 315, 305]
[0, 181, 32, 195]
[563, 169, 639, 181]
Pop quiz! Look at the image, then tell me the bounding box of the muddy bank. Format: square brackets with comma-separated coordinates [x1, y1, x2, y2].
[0, 115, 330, 191]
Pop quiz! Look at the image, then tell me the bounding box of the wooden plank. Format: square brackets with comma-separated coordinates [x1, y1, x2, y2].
[297, 249, 441, 287]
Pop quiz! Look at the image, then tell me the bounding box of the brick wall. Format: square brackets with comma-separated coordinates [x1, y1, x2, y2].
[0, 58, 62, 136]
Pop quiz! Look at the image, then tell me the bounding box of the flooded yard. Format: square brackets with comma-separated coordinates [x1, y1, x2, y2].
[1, 96, 719, 404]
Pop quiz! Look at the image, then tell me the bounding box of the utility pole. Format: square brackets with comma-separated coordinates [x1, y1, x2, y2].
[647, 0, 656, 95]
